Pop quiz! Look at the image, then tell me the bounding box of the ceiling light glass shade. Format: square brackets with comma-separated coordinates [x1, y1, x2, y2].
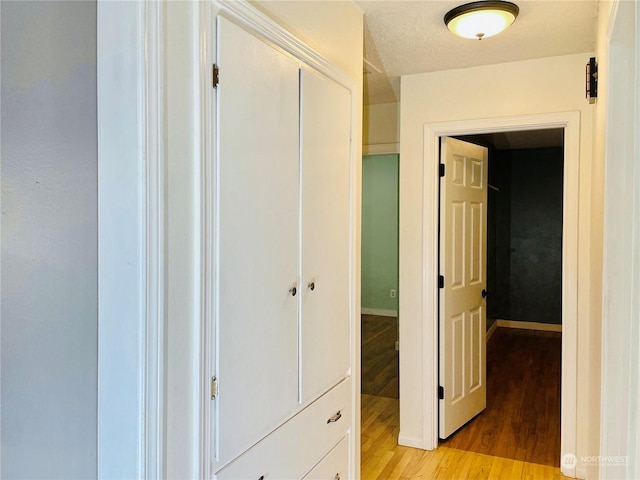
[444, 1, 519, 40]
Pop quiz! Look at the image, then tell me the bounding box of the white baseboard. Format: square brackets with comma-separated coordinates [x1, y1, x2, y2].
[398, 433, 424, 449]
[362, 308, 398, 317]
[486, 321, 498, 340]
[496, 319, 562, 332]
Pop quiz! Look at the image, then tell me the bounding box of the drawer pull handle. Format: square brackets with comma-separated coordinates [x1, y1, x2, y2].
[258, 476, 264, 480]
[308, 281, 315, 291]
[289, 286, 297, 297]
[327, 411, 342, 423]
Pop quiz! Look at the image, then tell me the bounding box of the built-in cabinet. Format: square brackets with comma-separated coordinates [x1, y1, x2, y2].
[211, 13, 354, 479]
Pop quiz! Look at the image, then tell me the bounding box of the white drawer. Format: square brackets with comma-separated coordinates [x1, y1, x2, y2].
[213, 378, 351, 480]
[303, 436, 349, 480]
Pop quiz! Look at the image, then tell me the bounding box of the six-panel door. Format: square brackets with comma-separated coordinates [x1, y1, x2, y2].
[439, 137, 488, 439]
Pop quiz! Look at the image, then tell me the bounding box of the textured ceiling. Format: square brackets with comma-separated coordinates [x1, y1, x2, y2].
[358, 0, 599, 104]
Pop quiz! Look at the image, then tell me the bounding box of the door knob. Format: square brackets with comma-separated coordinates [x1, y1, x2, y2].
[482, 289, 488, 298]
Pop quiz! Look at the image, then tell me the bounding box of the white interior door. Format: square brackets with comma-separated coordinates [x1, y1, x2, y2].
[439, 137, 488, 439]
[299, 67, 351, 404]
[216, 16, 300, 463]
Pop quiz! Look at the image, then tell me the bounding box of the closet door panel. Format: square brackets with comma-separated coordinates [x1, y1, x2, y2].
[300, 68, 352, 403]
[216, 16, 300, 464]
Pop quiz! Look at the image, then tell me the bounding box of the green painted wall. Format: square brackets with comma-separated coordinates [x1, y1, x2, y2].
[361, 154, 399, 312]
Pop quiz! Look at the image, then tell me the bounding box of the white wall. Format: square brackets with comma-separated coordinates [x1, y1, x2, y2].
[399, 53, 599, 471]
[363, 102, 399, 153]
[253, 0, 363, 81]
[1, 1, 97, 478]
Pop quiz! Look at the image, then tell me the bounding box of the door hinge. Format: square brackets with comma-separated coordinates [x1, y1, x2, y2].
[211, 376, 218, 400]
[438, 385, 444, 400]
[438, 275, 444, 288]
[212, 64, 219, 89]
[439, 163, 445, 177]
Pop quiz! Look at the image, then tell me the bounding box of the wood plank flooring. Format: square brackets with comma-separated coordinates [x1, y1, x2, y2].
[361, 315, 399, 398]
[441, 328, 561, 467]
[361, 393, 571, 480]
[361, 319, 564, 477]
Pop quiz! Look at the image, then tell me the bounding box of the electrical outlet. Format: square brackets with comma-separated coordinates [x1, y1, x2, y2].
[390, 289, 396, 298]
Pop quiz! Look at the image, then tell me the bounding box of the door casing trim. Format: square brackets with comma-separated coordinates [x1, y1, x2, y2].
[419, 112, 579, 477]
[97, 1, 165, 477]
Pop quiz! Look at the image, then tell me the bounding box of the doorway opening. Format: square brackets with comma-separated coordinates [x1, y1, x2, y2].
[360, 153, 401, 474]
[399, 111, 580, 478]
[360, 153, 400, 397]
[437, 130, 564, 467]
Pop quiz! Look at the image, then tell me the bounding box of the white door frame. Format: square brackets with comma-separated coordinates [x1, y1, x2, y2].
[600, 0, 640, 478]
[421, 112, 580, 477]
[97, 1, 165, 477]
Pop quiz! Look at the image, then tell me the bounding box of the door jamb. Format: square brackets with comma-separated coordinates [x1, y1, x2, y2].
[97, 1, 165, 477]
[421, 112, 580, 477]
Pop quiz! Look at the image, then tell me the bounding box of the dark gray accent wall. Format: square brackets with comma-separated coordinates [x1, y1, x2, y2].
[487, 147, 563, 325]
[487, 155, 511, 324]
[1, 2, 98, 477]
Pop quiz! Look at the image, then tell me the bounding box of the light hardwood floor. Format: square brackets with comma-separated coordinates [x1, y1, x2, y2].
[441, 328, 562, 466]
[361, 394, 571, 480]
[361, 317, 567, 479]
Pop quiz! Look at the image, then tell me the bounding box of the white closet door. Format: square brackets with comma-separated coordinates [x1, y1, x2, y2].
[216, 17, 300, 463]
[300, 68, 351, 403]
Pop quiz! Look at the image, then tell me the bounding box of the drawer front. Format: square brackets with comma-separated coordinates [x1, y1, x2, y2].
[214, 378, 351, 480]
[303, 435, 349, 480]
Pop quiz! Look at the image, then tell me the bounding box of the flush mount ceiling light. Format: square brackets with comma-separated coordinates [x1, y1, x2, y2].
[444, 1, 519, 40]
